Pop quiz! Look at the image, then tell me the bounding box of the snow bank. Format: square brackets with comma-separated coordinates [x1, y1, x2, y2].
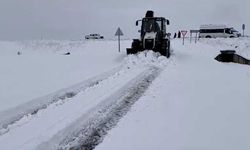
[199, 37, 250, 58]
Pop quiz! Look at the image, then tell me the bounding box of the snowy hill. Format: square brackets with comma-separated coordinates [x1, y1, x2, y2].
[0, 38, 250, 150]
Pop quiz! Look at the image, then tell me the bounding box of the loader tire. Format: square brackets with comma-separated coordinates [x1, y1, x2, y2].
[160, 40, 170, 58]
[166, 40, 170, 58]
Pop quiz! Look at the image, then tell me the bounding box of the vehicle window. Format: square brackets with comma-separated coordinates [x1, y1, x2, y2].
[143, 19, 161, 32]
[225, 28, 232, 34]
[231, 29, 238, 32]
[200, 29, 224, 33]
[156, 20, 162, 30]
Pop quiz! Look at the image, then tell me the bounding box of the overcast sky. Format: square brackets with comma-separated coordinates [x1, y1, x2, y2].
[0, 0, 249, 40]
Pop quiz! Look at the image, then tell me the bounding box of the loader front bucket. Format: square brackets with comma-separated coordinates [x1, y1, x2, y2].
[127, 48, 138, 55]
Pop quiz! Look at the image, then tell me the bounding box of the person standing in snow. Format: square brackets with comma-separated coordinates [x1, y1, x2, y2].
[173, 33, 177, 38]
[178, 31, 181, 38]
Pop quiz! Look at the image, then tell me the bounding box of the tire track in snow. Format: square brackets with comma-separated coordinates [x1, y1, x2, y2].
[0, 51, 170, 150]
[0, 66, 122, 135]
[37, 66, 161, 150]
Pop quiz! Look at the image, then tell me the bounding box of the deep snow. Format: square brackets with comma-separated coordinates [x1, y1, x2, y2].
[0, 38, 250, 150]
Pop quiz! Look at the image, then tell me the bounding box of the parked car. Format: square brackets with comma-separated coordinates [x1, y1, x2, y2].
[85, 34, 104, 39]
[199, 24, 241, 38]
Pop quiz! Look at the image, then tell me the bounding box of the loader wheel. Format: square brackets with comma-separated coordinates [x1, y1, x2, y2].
[160, 48, 166, 57]
[160, 40, 170, 58]
[166, 40, 170, 58]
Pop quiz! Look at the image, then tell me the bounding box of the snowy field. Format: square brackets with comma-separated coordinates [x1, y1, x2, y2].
[0, 40, 127, 112]
[0, 38, 250, 149]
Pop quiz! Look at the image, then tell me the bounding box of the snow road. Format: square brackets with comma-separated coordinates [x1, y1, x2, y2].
[1, 38, 250, 150]
[0, 66, 122, 131]
[0, 40, 169, 150]
[0, 64, 161, 150]
[96, 38, 250, 150]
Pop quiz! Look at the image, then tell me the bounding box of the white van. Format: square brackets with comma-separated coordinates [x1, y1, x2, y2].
[199, 24, 241, 38]
[85, 34, 104, 39]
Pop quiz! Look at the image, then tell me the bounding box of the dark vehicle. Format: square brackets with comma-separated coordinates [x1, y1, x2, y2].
[127, 10, 171, 57]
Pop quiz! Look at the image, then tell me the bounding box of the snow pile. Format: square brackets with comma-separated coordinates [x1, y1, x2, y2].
[200, 37, 250, 58]
[123, 50, 173, 70]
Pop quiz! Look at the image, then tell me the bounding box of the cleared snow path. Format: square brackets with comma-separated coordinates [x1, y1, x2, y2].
[41, 66, 161, 150]
[0, 51, 167, 150]
[0, 66, 122, 135]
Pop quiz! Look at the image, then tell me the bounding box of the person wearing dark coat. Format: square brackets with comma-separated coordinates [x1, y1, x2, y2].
[173, 33, 177, 38]
[178, 31, 181, 38]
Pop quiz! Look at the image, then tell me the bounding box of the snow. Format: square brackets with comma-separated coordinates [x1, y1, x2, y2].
[0, 38, 250, 150]
[96, 38, 250, 150]
[0, 63, 151, 150]
[0, 40, 127, 112]
[199, 37, 250, 58]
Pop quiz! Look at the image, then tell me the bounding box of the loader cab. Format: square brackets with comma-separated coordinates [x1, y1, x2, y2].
[136, 17, 169, 39]
[127, 10, 171, 57]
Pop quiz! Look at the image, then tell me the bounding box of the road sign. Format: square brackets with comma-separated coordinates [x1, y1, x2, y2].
[115, 27, 124, 52]
[181, 30, 188, 37]
[242, 24, 246, 37]
[115, 27, 124, 36]
[181, 30, 188, 45]
[242, 24, 245, 30]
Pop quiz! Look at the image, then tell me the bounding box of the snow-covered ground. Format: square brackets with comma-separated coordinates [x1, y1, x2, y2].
[0, 38, 250, 150]
[96, 38, 250, 150]
[0, 40, 127, 112]
[200, 37, 250, 58]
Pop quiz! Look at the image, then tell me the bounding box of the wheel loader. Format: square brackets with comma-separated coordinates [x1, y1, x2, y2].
[127, 10, 171, 57]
